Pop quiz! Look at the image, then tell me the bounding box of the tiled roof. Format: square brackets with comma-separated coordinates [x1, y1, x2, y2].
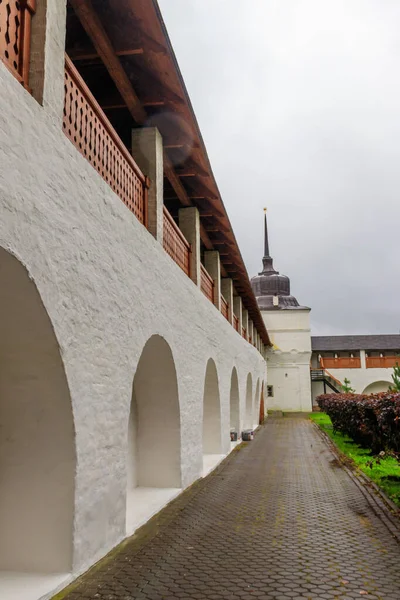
[311, 335, 400, 351]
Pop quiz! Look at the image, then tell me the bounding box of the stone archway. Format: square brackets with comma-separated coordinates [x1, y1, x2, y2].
[202, 359, 223, 475]
[0, 248, 75, 596]
[245, 373, 253, 428]
[362, 381, 392, 395]
[229, 368, 240, 442]
[126, 335, 181, 534]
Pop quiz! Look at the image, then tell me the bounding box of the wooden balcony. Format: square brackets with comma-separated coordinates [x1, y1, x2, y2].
[163, 207, 191, 276]
[242, 327, 247, 341]
[366, 356, 400, 369]
[63, 56, 149, 225]
[233, 314, 239, 332]
[0, 0, 35, 88]
[220, 295, 229, 321]
[322, 357, 361, 369]
[200, 264, 214, 303]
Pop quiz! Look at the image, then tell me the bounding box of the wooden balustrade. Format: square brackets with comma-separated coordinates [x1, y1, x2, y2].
[220, 294, 229, 321]
[233, 314, 239, 332]
[200, 264, 214, 303]
[322, 357, 361, 369]
[366, 356, 399, 369]
[242, 327, 247, 340]
[163, 206, 191, 276]
[63, 55, 149, 225]
[0, 0, 35, 87]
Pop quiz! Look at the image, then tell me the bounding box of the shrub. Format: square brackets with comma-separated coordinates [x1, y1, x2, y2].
[317, 392, 400, 454]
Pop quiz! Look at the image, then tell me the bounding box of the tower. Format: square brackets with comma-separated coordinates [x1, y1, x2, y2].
[251, 210, 312, 412]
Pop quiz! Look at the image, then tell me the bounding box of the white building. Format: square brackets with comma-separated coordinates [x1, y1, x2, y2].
[311, 335, 400, 402]
[0, 2, 269, 599]
[251, 212, 313, 412]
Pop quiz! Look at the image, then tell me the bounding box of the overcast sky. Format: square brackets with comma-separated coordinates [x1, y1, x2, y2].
[158, 0, 400, 336]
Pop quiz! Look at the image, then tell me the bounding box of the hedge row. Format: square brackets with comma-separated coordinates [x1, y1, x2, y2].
[317, 392, 400, 454]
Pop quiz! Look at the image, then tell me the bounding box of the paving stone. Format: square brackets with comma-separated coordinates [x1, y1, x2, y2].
[60, 416, 400, 600]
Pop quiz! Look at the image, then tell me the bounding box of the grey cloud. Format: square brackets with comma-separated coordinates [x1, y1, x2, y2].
[158, 0, 400, 335]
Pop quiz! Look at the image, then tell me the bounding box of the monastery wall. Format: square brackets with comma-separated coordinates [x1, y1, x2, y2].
[0, 46, 266, 598]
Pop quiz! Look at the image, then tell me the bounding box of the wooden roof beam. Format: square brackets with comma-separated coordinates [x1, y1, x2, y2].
[70, 47, 144, 61]
[69, 0, 146, 124]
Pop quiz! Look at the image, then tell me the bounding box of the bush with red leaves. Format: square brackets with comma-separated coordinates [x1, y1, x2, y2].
[317, 392, 400, 454]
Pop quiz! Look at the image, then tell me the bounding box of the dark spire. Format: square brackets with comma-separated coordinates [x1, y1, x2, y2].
[264, 208, 270, 258]
[261, 208, 277, 275]
[251, 209, 301, 309]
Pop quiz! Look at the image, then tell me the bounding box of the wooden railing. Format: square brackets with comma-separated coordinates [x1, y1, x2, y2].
[321, 357, 361, 369]
[319, 359, 343, 387]
[163, 207, 191, 276]
[200, 264, 214, 303]
[220, 295, 229, 321]
[63, 55, 148, 225]
[366, 356, 399, 369]
[233, 314, 239, 332]
[0, 0, 35, 88]
[242, 327, 247, 340]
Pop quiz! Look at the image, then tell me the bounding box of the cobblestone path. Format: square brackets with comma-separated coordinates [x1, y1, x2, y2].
[61, 416, 400, 600]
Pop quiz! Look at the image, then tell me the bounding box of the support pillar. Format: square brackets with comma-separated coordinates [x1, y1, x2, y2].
[242, 309, 249, 339]
[248, 320, 254, 345]
[221, 278, 234, 325]
[205, 250, 221, 310]
[179, 206, 201, 286]
[132, 127, 164, 242]
[233, 295, 243, 333]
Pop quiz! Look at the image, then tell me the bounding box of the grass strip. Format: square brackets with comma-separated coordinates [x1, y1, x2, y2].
[310, 412, 400, 508]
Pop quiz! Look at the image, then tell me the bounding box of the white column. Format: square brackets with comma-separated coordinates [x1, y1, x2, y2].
[233, 296, 243, 332]
[221, 278, 234, 324]
[242, 309, 249, 339]
[179, 206, 201, 286]
[132, 127, 164, 242]
[248, 320, 254, 344]
[204, 250, 221, 310]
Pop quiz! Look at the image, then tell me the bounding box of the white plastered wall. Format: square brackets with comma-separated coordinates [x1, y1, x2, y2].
[0, 56, 267, 591]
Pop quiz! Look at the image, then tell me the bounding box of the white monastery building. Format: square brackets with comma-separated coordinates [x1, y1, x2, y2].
[0, 1, 269, 599]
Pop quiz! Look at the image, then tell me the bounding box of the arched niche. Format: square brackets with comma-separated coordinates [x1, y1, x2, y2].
[202, 359, 222, 455]
[126, 335, 181, 534]
[254, 378, 260, 428]
[245, 373, 253, 428]
[0, 248, 75, 577]
[229, 368, 240, 439]
[202, 359, 223, 476]
[259, 381, 265, 424]
[362, 381, 392, 395]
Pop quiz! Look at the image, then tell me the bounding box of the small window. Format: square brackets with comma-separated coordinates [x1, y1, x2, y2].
[267, 385, 274, 398]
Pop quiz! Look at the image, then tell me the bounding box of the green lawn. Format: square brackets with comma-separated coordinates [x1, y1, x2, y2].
[310, 412, 400, 508]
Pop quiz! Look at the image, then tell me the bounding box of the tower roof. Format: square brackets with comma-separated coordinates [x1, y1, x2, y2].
[251, 210, 301, 310]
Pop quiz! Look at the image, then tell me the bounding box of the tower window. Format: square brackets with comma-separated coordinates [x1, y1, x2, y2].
[267, 385, 274, 397]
